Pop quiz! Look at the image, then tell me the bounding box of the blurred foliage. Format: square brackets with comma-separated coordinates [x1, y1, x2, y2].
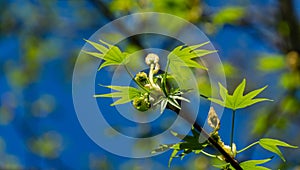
[212, 7, 245, 26]
[257, 54, 286, 72]
[31, 94, 56, 117]
[0, 137, 22, 169]
[89, 155, 112, 170]
[109, 0, 202, 22]
[28, 131, 63, 159]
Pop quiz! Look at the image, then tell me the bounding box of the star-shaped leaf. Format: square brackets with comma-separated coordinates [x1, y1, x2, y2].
[83, 39, 129, 70]
[168, 42, 216, 70]
[209, 79, 272, 110]
[259, 138, 298, 162]
[94, 85, 143, 106]
[167, 42, 216, 85]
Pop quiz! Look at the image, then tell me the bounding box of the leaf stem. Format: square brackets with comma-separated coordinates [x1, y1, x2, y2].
[230, 110, 236, 150]
[201, 150, 218, 158]
[149, 63, 161, 92]
[237, 141, 259, 154]
[124, 64, 150, 93]
[162, 59, 170, 96]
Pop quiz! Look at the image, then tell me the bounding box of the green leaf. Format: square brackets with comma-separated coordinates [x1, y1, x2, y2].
[209, 79, 272, 110]
[94, 85, 142, 106]
[259, 138, 298, 162]
[83, 39, 129, 70]
[168, 42, 215, 70]
[240, 158, 272, 170]
[167, 42, 216, 84]
[168, 149, 179, 167]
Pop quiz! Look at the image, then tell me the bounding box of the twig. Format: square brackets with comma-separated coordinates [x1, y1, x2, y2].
[88, 0, 144, 48]
[167, 104, 242, 170]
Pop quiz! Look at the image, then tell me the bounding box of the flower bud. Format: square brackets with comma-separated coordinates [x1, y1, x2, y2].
[145, 53, 159, 65]
[208, 107, 220, 131]
[217, 143, 237, 161]
[222, 143, 237, 158]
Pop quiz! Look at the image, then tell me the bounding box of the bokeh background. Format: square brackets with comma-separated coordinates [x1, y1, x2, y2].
[1, 0, 300, 169]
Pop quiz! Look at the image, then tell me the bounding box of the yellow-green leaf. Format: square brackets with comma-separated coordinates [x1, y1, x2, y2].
[259, 138, 298, 162]
[94, 85, 142, 106]
[168, 42, 215, 70]
[168, 149, 179, 167]
[83, 39, 129, 70]
[168, 42, 216, 85]
[209, 79, 272, 110]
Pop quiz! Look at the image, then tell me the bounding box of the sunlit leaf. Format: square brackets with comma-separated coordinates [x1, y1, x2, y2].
[83, 39, 129, 70]
[168, 42, 216, 85]
[240, 158, 272, 170]
[168, 149, 179, 167]
[168, 42, 215, 70]
[209, 79, 272, 110]
[94, 85, 143, 106]
[259, 138, 298, 162]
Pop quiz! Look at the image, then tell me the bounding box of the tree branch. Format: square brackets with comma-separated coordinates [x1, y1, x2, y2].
[279, 0, 300, 52]
[167, 104, 242, 170]
[88, 0, 144, 48]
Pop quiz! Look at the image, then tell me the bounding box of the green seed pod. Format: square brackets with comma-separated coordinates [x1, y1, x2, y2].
[132, 93, 151, 112]
[134, 72, 149, 86]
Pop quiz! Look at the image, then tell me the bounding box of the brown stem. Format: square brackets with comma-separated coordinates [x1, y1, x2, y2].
[88, 0, 144, 48]
[279, 0, 300, 52]
[167, 104, 242, 170]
